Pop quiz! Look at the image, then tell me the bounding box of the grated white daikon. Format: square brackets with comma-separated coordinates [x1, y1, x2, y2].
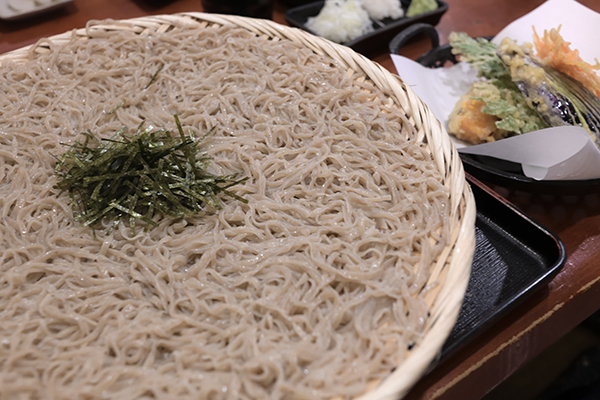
[306, 0, 374, 44]
[360, 0, 404, 20]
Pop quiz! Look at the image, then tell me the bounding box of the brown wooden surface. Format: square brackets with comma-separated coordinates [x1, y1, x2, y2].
[2, 1, 600, 399]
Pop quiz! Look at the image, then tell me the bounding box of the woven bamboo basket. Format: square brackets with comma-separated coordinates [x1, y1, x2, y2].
[1, 13, 477, 400]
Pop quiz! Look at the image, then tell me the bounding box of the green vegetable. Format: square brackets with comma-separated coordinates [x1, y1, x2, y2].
[449, 32, 549, 135]
[449, 32, 511, 83]
[406, 0, 438, 18]
[54, 115, 247, 235]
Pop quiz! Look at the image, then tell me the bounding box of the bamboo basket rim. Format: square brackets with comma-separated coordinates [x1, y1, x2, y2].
[0, 13, 477, 400]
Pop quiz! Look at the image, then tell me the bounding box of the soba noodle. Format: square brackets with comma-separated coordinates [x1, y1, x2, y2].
[0, 22, 450, 400]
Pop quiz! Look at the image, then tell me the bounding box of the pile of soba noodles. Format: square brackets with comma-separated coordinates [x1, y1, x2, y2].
[0, 20, 450, 400]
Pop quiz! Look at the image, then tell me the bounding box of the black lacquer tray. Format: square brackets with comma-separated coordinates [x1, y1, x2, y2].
[437, 175, 567, 362]
[285, 0, 448, 56]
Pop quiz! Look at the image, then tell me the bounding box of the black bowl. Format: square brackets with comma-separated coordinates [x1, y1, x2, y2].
[285, 0, 448, 56]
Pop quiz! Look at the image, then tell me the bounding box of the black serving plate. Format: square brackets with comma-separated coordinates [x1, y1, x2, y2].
[437, 175, 567, 362]
[285, 0, 448, 56]
[389, 24, 600, 194]
[460, 154, 600, 195]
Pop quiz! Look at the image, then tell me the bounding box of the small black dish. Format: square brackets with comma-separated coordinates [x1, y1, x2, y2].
[285, 0, 448, 56]
[389, 23, 600, 195]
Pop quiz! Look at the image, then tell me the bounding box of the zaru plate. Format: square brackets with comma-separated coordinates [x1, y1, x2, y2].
[0, 12, 476, 400]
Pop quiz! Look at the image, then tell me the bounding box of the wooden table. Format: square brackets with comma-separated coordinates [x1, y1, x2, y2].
[2, 1, 600, 399]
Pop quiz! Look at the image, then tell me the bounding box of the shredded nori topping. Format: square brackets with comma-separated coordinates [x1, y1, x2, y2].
[54, 115, 247, 235]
